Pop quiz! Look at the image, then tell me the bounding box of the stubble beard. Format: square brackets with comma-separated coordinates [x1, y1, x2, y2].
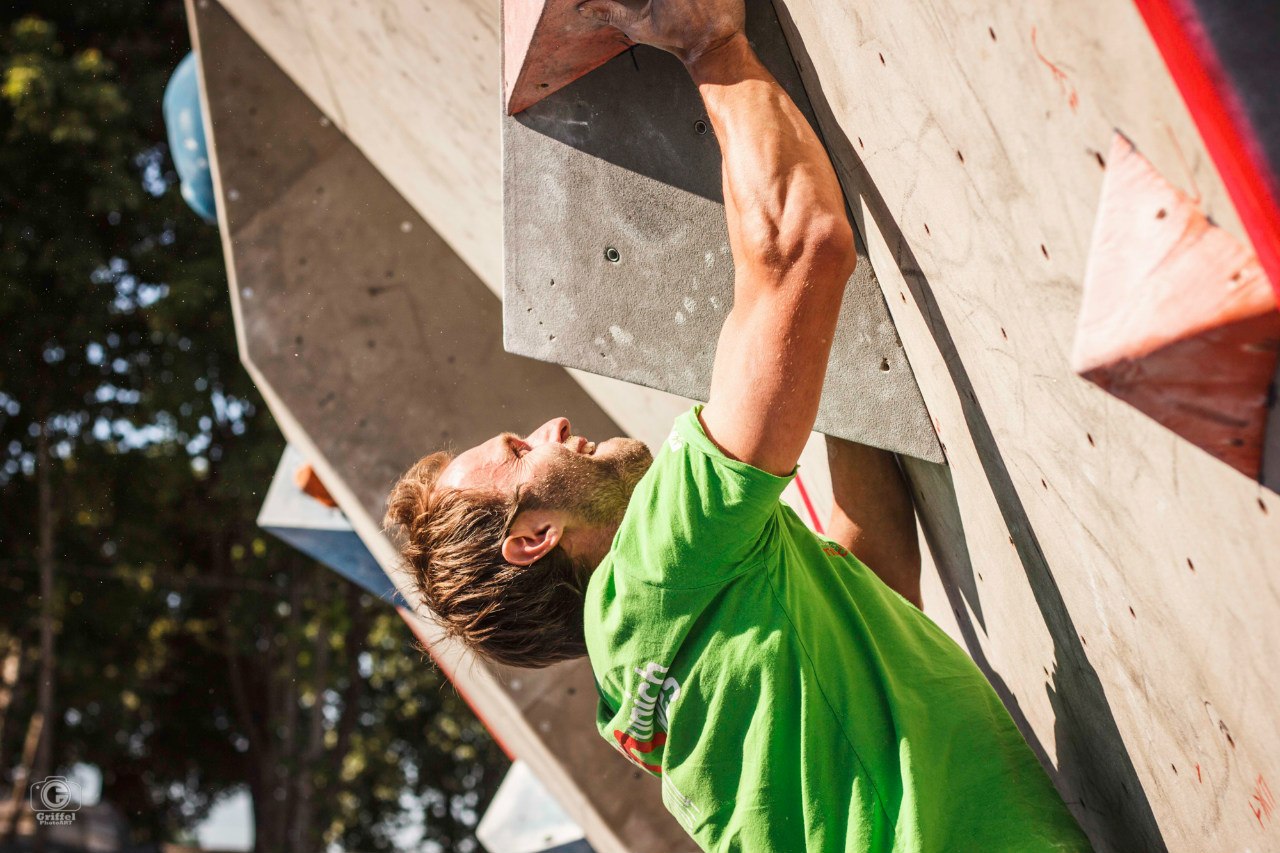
[529, 438, 654, 527]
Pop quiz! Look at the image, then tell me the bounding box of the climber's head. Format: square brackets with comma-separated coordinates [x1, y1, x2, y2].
[384, 417, 652, 668]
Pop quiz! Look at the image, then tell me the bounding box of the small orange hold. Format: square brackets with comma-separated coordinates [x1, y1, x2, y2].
[294, 462, 338, 508]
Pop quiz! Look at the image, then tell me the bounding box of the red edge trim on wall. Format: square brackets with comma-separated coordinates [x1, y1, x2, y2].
[395, 606, 517, 761]
[794, 474, 825, 535]
[1132, 0, 1280, 304]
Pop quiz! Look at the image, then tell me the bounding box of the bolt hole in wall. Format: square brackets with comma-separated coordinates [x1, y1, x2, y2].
[694, 119, 708, 135]
[880, 358, 891, 372]
[605, 247, 621, 263]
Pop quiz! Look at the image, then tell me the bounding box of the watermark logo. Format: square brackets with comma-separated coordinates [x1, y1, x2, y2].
[29, 776, 81, 826]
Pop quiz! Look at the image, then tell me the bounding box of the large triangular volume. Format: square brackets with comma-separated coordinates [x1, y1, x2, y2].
[1072, 133, 1280, 477]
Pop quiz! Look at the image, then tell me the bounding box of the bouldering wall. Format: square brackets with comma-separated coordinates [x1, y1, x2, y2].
[189, 0, 846, 537]
[188, 0, 847, 625]
[188, 0, 1280, 849]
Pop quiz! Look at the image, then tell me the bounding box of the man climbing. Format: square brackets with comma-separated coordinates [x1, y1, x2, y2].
[386, 0, 1092, 848]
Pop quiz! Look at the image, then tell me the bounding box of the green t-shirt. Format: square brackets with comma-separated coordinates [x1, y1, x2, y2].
[584, 407, 1092, 853]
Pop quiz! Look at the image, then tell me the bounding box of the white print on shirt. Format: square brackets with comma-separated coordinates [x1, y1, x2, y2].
[667, 429, 684, 452]
[611, 661, 681, 775]
[624, 661, 681, 740]
[663, 773, 703, 831]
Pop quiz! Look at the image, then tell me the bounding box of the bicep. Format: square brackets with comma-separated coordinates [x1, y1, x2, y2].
[700, 269, 848, 475]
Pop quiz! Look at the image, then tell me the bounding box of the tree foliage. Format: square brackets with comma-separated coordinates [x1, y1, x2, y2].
[0, 3, 506, 849]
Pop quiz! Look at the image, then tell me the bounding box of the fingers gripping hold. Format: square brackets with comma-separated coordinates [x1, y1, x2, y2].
[576, 0, 744, 65]
[578, 0, 646, 29]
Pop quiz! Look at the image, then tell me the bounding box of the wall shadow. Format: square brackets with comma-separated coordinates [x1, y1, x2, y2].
[902, 459, 988, 633]
[904, 458, 1073, 775]
[775, 8, 1167, 850]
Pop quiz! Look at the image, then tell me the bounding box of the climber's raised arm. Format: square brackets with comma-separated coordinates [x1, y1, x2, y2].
[578, 0, 856, 476]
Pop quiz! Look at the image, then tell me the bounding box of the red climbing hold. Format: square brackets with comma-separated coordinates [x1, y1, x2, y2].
[1071, 133, 1280, 478]
[504, 0, 634, 115]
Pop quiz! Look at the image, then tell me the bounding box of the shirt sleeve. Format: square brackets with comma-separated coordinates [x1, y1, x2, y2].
[611, 405, 794, 588]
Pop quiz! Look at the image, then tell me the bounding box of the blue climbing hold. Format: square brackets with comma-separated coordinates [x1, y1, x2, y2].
[163, 53, 217, 224]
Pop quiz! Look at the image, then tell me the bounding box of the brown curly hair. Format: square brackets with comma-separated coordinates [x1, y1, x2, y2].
[383, 452, 591, 669]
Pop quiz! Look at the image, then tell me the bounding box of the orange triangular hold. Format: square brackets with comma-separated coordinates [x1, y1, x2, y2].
[293, 463, 339, 509]
[1072, 133, 1280, 477]
[503, 0, 633, 115]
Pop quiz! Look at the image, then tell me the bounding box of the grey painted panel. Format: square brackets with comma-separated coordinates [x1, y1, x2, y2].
[503, 0, 942, 462]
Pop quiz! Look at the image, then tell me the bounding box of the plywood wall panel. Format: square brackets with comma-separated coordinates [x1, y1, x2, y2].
[214, 0, 503, 290]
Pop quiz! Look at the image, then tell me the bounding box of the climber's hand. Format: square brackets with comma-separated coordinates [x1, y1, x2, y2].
[577, 0, 745, 65]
